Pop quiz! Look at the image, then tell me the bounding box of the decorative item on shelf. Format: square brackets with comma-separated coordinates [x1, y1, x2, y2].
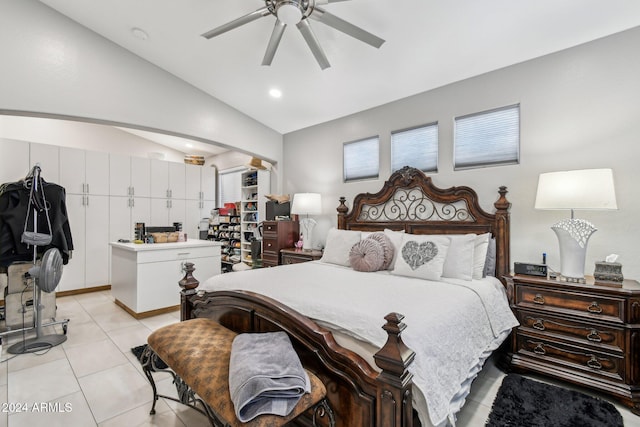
[535, 168, 617, 283]
[246, 157, 267, 170]
[594, 254, 623, 286]
[291, 192, 321, 251]
[295, 236, 304, 250]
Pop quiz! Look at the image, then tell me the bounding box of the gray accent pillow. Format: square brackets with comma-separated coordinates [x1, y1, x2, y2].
[349, 238, 384, 272]
[484, 238, 497, 277]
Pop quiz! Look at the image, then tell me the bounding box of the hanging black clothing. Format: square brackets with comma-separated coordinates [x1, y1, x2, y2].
[0, 179, 73, 266]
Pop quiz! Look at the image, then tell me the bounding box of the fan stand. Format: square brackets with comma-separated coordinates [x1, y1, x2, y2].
[7, 164, 68, 355]
[7, 284, 67, 354]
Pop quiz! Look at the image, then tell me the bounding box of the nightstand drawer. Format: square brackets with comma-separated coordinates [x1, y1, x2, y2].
[516, 309, 624, 353]
[262, 253, 279, 267]
[262, 238, 278, 255]
[516, 332, 625, 382]
[516, 285, 625, 324]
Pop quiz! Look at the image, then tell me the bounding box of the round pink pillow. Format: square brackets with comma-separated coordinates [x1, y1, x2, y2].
[367, 232, 395, 270]
[349, 238, 384, 272]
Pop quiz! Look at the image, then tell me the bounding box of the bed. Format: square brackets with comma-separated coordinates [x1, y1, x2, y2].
[180, 166, 517, 427]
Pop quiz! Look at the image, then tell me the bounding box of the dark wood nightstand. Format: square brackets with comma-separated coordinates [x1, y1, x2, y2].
[505, 274, 640, 415]
[280, 248, 323, 265]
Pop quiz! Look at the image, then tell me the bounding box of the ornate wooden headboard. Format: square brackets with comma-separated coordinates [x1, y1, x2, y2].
[336, 166, 511, 282]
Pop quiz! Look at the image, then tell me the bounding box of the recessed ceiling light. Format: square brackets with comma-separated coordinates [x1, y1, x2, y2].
[131, 27, 149, 40]
[185, 143, 193, 148]
[269, 88, 282, 98]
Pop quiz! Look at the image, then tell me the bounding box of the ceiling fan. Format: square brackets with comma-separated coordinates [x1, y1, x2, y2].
[201, 0, 385, 70]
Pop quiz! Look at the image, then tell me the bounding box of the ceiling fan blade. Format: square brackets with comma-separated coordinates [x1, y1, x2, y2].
[311, 7, 385, 48]
[201, 7, 271, 39]
[296, 19, 330, 70]
[262, 19, 287, 66]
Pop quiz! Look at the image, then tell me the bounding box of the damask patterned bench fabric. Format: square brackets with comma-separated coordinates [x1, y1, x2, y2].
[146, 317, 328, 427]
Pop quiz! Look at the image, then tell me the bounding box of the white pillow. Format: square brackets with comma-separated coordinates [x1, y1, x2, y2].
[391, 234, 451, 281]
[473, 233, 491, 279]
[442, 234, 476, 281]
[320, 228, 362, 267]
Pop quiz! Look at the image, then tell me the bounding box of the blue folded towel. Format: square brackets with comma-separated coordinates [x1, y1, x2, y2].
[229, 331, 310, 422]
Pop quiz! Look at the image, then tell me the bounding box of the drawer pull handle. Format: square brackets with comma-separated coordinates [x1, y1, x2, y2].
[586, 330, 602, 342]
[532, 319, 545, 331]
[587, 301, 603, 314]
[587, 356, 602, 370]
[533, 343, 546, 355]
[533, 294, 545, 305]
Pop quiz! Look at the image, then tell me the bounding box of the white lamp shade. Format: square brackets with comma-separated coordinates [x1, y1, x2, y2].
[534, 168, 617, 210]
[291, 193, 322, 215]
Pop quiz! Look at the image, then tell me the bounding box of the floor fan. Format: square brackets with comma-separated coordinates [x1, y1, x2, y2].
[8, 165, 68, 354]
[8, 248, 67, 354]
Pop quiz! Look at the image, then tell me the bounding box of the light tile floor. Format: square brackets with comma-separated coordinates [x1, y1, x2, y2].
[0, 290, 638, 427]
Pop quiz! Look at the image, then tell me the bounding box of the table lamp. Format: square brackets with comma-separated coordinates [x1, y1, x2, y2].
[534, 168, 617, 282]
[291, 193, 322, 251]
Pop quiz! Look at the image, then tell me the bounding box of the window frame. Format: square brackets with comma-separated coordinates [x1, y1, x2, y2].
[343, 135, 380, 182]
[454, 104, 520, 170]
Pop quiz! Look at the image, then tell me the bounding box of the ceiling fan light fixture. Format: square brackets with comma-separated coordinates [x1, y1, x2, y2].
[277, 2, 303, 26]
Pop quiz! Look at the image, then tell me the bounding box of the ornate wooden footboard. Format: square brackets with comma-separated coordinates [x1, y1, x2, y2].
[178, 167, 511, 427]
[181, 289, 415, 427]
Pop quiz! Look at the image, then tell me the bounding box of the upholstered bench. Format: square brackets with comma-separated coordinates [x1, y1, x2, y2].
[142, 318, 334, 427]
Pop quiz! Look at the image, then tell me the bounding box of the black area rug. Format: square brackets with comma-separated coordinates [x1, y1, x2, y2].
[131, 344, 168, 370]
[486, 374, 623, 427]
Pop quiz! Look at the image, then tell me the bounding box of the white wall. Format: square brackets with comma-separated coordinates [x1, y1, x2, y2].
[0, 0, 283, 176]
[284, 26, 640, 279]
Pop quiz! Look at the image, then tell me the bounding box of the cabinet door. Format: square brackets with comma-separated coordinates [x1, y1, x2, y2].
[109, 154, 131, 197]
[131, 197, 151, 233]
[150, 198, 169, 225]
[86, 151, 109, 196]
[168, 162, 186, 200]
[58, 194, 86, 291]
[202, 165, 216, 201]
[185, 199, 203, 240]
[131, 157, 150, 197]
[59, 147, 85, 194]
[109, 196, 132, 242]
[185, 164, 201, 200]
[85, 195, 109, 287]
[150, 159, 169, 198]
[0, 138, 30, 184]
[30, 143, 60, 183]
[169, 198, 186, 226]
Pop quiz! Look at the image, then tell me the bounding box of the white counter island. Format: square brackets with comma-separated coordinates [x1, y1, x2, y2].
[110, 239, 221, 318]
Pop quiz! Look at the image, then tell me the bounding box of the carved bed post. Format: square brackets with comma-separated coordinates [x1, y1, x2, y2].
[337, 197, 349, 229]
[178, 262, 199, 321]
[493, 186, 511, 283]
[373, 313, 416, 427]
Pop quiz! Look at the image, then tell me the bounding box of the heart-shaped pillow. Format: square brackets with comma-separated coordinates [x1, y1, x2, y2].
[402, 240, 438, 270]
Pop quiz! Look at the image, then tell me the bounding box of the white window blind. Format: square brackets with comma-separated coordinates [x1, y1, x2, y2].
[218, 168, 243, 207]
[454, 104, 520, 169]
[343, 137, 379, 182]
[391, 123, 438, 173]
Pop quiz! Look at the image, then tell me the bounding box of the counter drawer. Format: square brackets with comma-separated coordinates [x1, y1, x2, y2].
[516, 285, 625, 324]
[516, 309, 624, 353]
[136, 246, 219, 264]
[515, 331, 625, 382]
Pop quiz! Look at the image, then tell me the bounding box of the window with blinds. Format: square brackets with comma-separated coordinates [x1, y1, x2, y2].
[343, 136, 379, 182]
[391, 123, 438, 173]
[454, 104, 520, 169]
[218, 167, 243, 207]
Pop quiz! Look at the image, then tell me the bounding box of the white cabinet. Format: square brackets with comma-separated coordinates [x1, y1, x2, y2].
[150, 159, 185, 199]
[110, 240, 221, 316]
[57, 147, 110, 291]
[109, 196, 151, 242]
[185, 164, 217, 239]
[30, 143, 60, 183]
[60, 147, 109, 195]
[58, 193, 109, 291]
[150, 197, 185, 227]
[0, 138, 30, 184]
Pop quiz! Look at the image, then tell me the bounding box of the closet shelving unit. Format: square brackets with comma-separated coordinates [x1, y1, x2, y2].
[240, 169, 270, 266]
[208, 213, 241, 273]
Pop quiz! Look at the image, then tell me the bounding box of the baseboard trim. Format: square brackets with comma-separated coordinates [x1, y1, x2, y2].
[56, 284, 112, 298]
[114, 299, 180, 319]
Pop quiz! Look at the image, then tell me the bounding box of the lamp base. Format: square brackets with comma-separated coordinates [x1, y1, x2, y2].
[299, 217, 317, 251]
[551, 218, 597, 281]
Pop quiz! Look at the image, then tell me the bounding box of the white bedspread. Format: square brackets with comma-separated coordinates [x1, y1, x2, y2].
[200, 261, 518, 426]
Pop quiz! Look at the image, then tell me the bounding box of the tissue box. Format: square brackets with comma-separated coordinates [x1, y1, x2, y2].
[594, 261, 623, 283]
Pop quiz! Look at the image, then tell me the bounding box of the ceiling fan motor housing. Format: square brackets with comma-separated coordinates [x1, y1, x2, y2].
[270, 0, 312, 25]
